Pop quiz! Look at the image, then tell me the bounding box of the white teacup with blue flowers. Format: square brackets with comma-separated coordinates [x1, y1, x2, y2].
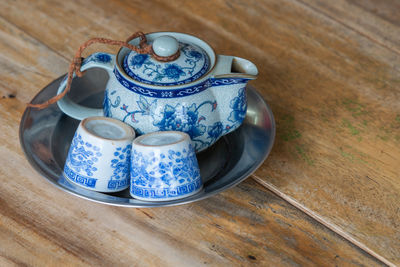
[63, 116, 135, 192]
[130, 131, 202, 201]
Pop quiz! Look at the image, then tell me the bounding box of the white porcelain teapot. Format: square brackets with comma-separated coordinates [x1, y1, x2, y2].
[57, 32, 258, 151]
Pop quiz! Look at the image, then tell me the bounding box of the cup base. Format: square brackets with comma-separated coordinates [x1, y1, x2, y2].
[130, 185, 203, 202]
[63, 172, 129, 193]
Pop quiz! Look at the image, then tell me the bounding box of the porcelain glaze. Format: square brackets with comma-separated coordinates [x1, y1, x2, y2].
[63, 117, 135, 192]
[152, 35, 179, 57]
[123, 42, 209, 85]
[130, 131, 202, 201]
[57, 32, 258, 151]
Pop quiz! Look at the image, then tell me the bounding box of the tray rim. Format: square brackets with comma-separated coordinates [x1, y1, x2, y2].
[19, 75, 276, 207]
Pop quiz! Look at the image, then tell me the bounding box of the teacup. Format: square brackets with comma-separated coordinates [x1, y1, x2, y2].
[130, 131, 203, 201]
[63, 116, 135, 192]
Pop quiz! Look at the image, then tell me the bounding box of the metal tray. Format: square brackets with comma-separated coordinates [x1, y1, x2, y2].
[19, 68, 275, 207]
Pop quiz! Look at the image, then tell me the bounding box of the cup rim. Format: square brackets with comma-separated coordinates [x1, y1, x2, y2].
[81, 116, 135, 141]
[132, 131, 190, 148]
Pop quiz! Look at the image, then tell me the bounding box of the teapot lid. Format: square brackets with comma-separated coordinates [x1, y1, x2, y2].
[123, 35, 210, 86]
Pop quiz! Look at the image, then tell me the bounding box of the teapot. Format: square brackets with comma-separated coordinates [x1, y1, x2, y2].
[57, 32, 258, 151]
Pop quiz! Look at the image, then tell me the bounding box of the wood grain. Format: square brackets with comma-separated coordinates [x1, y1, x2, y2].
[0, 0, 398, 265]
[0, 6, 382, 265]
[0, 175, 383, 267]
[299, 0, 400, 54]
[0, 20, 383, 263]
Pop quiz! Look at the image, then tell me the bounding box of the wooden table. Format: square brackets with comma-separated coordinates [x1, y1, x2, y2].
[0, 0, 398, 266]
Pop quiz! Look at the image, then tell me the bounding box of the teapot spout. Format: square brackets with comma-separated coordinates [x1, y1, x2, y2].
[212, 55, 258, 79]
[209, 56, 258, 136]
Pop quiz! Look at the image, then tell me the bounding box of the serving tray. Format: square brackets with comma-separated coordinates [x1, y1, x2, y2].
[19, 68, 275, 207]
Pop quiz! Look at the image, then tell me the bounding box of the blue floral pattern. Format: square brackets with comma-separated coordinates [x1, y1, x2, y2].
[64, 132, 131, 191]
[65, 133, 102, 176]
[153, 103, 208, 139]
[228, 87, 247, 123]
[120, 96, 217, 150]
[207, 122, 223, 143]
[110, 145, 131, 179]
[63, 133, 102, 188]
[95, 53, 112, 63]
[123, 43, 209, 85]
[130, 144, 202, 199]
[104, 83, 249, 151]
[188, 50, 202, 59]
[103, 90, 120, 118]
[83, 52, 112, 65]
[160, 64, 186, 81]
[108, 144, 131, 190]
[130, 54, 151, 68]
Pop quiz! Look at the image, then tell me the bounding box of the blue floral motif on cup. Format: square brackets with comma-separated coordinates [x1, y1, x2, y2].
[65, 133, 102, 176]
[63, 133, 102, 188]
[107, 144, 131, 190]
[130, 144, 202, 199]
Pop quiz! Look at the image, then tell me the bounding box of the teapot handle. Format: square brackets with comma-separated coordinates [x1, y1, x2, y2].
[56, 52, 115, 120]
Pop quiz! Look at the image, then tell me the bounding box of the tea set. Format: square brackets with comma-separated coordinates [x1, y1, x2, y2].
[53, 31, 258, 201]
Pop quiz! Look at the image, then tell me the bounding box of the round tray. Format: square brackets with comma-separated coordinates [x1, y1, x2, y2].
[19, 68, 275, 207]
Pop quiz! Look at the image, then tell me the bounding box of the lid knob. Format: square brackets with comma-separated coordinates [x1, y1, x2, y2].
[152, 36, 179, 57]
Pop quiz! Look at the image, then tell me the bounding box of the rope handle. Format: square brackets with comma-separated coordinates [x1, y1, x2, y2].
[28, 31, 180, 109]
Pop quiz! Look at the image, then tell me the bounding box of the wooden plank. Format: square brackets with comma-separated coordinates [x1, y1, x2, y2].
[0, 19, 67, 102]
[0, 0, 398, 264]
[0, 5, 385, 266]
[0, 172, 384, 267]
[298, 0, 400, 54]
